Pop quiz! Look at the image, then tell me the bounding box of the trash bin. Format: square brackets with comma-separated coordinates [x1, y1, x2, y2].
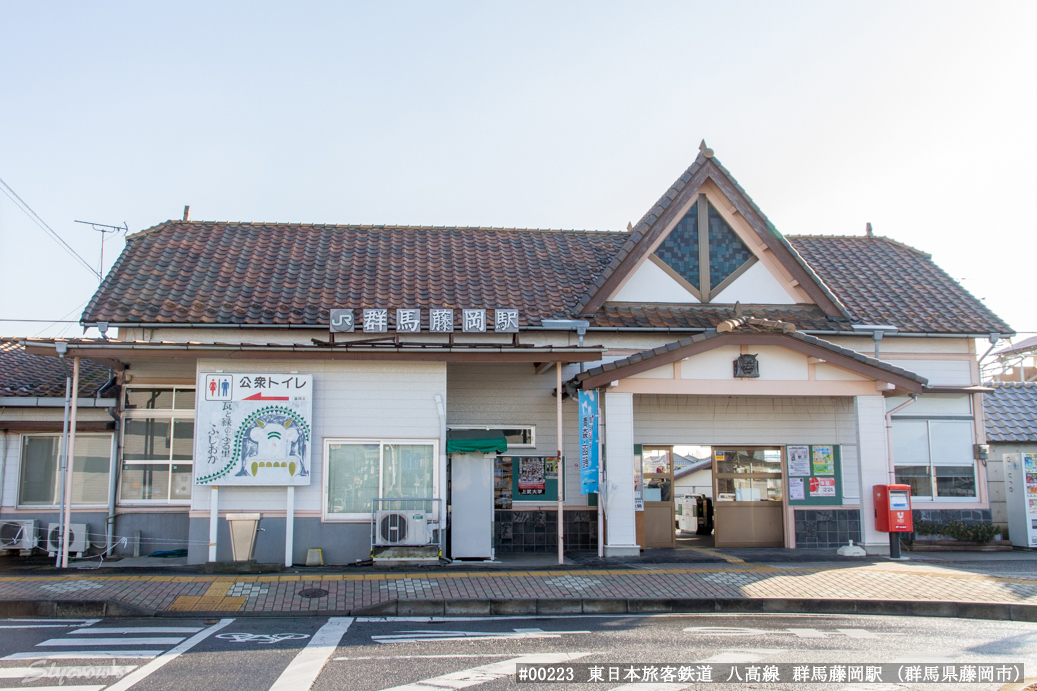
[226, 513, 260, 562]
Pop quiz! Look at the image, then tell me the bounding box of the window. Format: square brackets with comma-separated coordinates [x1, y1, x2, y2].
[892, 418, 976, 500]
[324, 439, 438, 520]
[449, 425, 535, 448]
[18, 434, 113, 507]
[649, 195, 758, 302]
[120, 387, 194, 503]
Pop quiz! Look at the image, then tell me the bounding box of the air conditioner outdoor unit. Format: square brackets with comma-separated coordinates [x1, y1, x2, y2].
[374, 510, 430, 546]
[46, 523, 87, 557]
[0, 520, 37, 553]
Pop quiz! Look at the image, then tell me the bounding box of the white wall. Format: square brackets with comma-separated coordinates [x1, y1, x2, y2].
[447, 362, 586, 505]
[613, 259, 699, 303]
[855, 395, 891, 554]
[710, 261, 797, 304]
[191, 359, 446, 516]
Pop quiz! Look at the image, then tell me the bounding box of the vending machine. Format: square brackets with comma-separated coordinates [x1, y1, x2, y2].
[1005, 452, 1037, 549]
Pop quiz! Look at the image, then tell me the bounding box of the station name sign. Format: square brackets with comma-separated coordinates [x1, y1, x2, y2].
[329, 308, 519, 334]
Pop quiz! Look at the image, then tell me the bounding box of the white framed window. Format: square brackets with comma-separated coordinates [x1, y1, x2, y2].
[323, 438, 439, 521]
[892, 418, 977, 501]
[17, 433, 114, 508]
[448, 425, 535, 449]
[119, 386, 194, 504]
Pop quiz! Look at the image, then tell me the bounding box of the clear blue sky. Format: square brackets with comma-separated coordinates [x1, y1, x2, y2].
[1, 2, 1034, 338]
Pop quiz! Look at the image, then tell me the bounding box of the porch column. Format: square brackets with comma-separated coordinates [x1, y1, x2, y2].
[855, 395, 890, 555]
[603, 392, 639, 557]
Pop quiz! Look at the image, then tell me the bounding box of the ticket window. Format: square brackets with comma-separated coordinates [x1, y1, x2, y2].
[713, 448, 785, 548]
[642, 447, 676, 548]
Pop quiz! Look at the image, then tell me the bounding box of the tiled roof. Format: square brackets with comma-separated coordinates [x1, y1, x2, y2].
[572, 327, 929, 387]
[587, 304, 848, 331]
[0, 342, 113, 398]
[788, 235, 1012, 335]
[992, 335, 1037, 358]
[82, 223, 1011, 336]
[983, 382, 1037, 443]
[84, 222, 628, 327]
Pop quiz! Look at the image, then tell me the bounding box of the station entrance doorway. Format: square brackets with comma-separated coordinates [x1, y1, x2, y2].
[712, 447, 785, 548]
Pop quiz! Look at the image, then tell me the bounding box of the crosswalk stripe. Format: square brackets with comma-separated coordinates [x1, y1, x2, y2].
[268, 617, 354, 691]
[377, 652, 595, 691]
[70, 626, 202, 635]
[0, 686, 105, 691]
[102, 618, 236, 691]
[3, 651, 164, 660]
[37, 637, 186, 646]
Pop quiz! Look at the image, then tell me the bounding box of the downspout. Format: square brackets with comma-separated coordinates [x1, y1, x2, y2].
[106, 370, 122, 556]
[55, 343, 71, 568]
[0, 429, 8, 522]
[885, 394, 918, 483]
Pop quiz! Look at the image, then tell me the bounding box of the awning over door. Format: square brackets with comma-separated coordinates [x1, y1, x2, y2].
[446, 429, 508, 454]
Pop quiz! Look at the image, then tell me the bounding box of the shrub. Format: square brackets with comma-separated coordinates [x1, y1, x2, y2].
[913, 520, 1002, 542]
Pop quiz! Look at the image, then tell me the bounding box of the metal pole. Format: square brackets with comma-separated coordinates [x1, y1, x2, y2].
[889, 532, 901, 559]
[285, 486, 294, 567]
[208, 486, 219, 562]
[557, 362, 564, 565]
[55, 373, 71, 568]
[61, 357, 80, 568]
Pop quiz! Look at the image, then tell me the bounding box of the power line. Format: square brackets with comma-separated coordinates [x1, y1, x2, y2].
[0, 176, 100, 279]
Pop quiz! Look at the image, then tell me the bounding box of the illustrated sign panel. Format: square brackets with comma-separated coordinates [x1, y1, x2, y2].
[578, 390, 599, 495]
[812, 446, 835, 476]
[195, 373, 313, 486]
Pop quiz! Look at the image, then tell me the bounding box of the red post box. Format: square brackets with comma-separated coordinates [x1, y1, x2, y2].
[874, 484, 913, 532]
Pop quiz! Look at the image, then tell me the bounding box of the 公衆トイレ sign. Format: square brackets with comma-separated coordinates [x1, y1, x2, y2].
[194, 373, 313, 486]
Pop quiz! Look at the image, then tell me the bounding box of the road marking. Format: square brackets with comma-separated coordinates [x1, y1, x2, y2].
[216, 632, 309, 644]
[372, 627, 591, 644]
[4, 651, 164, 660]
[683, 627, 767, 636]
[37, 637, 187, 646]
[69, 626, 203, 635]
[0, 686, 105, 691]
[835, 628, 881, 639]
[101, 618, 235, 691]
[377, 652, 594, 691]
[335, 654, 512, 661]
[698, 649, 785, 663]
[267, 617, 354, 691]
[684, 626, 889, 639]
[0, 663, 136, 682]
[786, 628, 828, 638]
[0, 619, 100, 629]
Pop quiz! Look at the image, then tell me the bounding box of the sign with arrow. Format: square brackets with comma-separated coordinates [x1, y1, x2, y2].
[194, 373, 313, 486]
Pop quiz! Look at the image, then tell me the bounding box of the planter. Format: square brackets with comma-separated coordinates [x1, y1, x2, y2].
[906, 537, 1013, 552]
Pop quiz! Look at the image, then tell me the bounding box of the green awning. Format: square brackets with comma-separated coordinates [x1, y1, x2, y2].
[446, 429, 508, 454]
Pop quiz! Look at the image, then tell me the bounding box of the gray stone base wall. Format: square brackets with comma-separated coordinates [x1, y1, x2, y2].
[911, 508, 992, 525]
[794, 509, 861, 549]
[187, 517, 372, 565]
[494, 508, 597, 553]
[1, 510, 188, 558]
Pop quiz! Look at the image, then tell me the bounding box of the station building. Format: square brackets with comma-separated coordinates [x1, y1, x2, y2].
[0, 148, 1010, 561]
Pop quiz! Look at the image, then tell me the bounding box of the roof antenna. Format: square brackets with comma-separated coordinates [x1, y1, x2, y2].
[183, 205, 191, 221]
[699, 140, 714, 159]
[865, 222, 873, 238]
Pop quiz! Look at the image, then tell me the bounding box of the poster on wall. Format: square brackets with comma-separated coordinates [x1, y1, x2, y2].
[789, 477, 806, 501]
[787, 446, 810, 476]
[194, 373, 313, 486]
[578, 390, 599, 495]
[517, 457, 546, 495]
[812, 446, 835, 476]
[633, 447, 644, 511]
[809, 476, 837, 497]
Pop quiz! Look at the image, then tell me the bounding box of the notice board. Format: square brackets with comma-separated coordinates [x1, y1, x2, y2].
[503, 456, 559, 503]
[786, 444, 842, 506]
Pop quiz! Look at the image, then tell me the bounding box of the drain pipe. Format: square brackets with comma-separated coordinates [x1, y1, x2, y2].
[885, 394, 918, 483]
[0, 429, 8, 521]
[106, 370, 122, 556]
[54, 343, 72, 568]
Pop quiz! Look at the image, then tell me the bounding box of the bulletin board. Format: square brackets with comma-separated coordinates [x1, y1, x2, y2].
[503, 456, 559, 503]
[786, 444, 842, 506]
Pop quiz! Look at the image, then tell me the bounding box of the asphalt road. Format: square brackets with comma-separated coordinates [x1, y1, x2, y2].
[0, 612, 1033, 690]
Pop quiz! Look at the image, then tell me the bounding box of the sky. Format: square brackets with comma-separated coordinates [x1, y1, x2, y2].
[1, 2, 1034, 340]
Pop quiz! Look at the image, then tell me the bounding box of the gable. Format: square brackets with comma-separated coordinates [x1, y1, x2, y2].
[578, 147, 849, 318]
[608, 184, 803, 306]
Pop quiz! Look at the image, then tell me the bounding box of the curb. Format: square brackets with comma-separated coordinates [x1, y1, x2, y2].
[5, 597, 1037, 621]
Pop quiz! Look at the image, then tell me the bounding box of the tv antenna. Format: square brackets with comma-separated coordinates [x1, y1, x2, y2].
[74, 220, 128, 282]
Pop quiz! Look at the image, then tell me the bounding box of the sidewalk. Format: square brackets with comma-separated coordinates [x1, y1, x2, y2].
[2, 550, 1037, 619]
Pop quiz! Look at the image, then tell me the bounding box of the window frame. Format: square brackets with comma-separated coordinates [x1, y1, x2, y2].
[448, 425, 536, 449]
[118, 385, 195, 506]
[16, 432, 115, 509]
[892, 417, 978, 503]
[322, 437, 440, 522]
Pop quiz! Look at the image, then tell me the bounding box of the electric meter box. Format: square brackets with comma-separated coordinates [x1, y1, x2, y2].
[873, 484, 913, 533]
